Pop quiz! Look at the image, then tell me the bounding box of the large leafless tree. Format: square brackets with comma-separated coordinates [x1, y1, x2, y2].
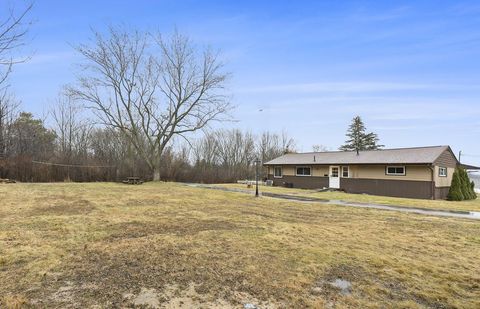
[0, 2, 33, 89]
[69, 27, 231, 180]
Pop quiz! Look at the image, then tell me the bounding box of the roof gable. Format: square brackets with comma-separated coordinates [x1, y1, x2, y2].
[433, 146, 459, 167]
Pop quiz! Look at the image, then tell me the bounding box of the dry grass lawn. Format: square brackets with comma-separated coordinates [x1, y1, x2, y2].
[1, 182, 479, 308]
[218, 183, 480, 212]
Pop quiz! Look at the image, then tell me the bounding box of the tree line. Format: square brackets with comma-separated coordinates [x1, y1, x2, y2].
[0, 94, 295, 182]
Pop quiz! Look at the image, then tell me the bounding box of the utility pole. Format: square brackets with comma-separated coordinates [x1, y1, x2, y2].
[254, 159, 261, 197]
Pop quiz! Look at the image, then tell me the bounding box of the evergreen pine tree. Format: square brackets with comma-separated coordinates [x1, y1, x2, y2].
[447, 168, 465, 201]
[339, 116, 384, 151]
[458, 168, 468, 199]
[461, 169, 472, 199]
[470, 181, 477, 200]
[461, 169, 476, 200]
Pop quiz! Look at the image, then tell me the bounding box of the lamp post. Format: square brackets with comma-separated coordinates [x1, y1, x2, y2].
[254, 158, 261, 197]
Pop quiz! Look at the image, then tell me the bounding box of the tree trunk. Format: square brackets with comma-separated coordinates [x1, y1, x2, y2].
[153, 167, 161, 181]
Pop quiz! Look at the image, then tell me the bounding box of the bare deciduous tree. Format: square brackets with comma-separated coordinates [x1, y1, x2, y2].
[215, 129, 256, 181]
[51, 93, 92, 164]
[258, 131, 296, 162]
[312, 144, 329, 152]
[0, 90, 19, 158]
[0, 2, 33, 89]
[69, 27, 231, 180]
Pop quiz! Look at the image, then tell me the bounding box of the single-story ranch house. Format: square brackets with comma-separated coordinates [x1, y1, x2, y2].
[264, 145, 478, 199]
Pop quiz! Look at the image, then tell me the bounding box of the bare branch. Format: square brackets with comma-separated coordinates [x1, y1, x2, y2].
[0, 2, 33, 90]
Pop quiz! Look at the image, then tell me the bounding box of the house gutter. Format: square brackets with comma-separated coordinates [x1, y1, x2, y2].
[428, 164, 435, 200]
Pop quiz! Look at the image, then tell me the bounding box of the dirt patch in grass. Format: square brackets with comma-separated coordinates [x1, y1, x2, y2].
[319, 263, 366, 285]
[315, 265, 414, 309]
[311, 264, 458, 309]
[28, 199, 96, 216]
[311, 264, 366, 303]
[27, 238, 283, 308]
[124, 283, 277, 309]
[106, 219, 239, 239]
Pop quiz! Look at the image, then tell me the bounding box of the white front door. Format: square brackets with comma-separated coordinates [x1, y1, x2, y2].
[329, 166, 340, 189]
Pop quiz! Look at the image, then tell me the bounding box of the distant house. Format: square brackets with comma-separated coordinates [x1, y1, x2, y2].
[264, 146, 479, 200]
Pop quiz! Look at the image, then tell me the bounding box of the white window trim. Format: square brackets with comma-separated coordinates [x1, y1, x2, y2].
[274, 166, 283, 178]
[341, 166, 349, 178]
[439, 167, 447, 177]
[296, 166, 312, 176]
[386, 165, 406, 176]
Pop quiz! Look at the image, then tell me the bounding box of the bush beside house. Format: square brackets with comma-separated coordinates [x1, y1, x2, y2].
[447, 168, 477, 201]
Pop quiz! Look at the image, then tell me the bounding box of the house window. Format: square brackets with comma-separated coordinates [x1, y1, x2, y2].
[274, 166, 283, 178]
[296, 166, 311, 176]
[439, 167, 447, 177]
[342, 166, 349, 177]
[331, 167, 339, 177]
[386, 166, 406, 176]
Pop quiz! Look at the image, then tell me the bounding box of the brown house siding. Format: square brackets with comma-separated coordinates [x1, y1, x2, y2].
[434, 186, 450, 200]
[269, 174, 435, 199]
[340, 178, 434, 199]
[433, 148, 458, 192]
[268, 174, 329, 189]
[434, 149, 458, 167]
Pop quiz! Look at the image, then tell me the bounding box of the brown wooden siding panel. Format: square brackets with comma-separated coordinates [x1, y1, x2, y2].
[434, 187, 450, 200]
[340, 178, 434, 199]
[268, 174, 328, 189]
[269, 174, 434, 199]
[434, 149, 458, 168]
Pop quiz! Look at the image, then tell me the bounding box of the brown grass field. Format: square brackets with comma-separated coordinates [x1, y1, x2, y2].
[1, 182, 479, 308]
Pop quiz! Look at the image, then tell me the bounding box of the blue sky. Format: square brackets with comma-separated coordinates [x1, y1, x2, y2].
[7, 0, 480, 166]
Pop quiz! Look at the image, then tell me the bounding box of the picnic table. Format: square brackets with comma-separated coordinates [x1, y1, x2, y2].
[122, 177, 144, 185]
[0, 178, 16, 184]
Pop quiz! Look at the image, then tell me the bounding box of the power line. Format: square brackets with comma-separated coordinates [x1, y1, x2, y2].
[32, 160, 115, 168]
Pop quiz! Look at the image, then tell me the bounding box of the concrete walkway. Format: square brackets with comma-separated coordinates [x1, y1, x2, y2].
[185, 183, 480, 220]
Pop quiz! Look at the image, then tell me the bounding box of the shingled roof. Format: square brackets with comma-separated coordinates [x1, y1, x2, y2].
[264, 146, 453, 165]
